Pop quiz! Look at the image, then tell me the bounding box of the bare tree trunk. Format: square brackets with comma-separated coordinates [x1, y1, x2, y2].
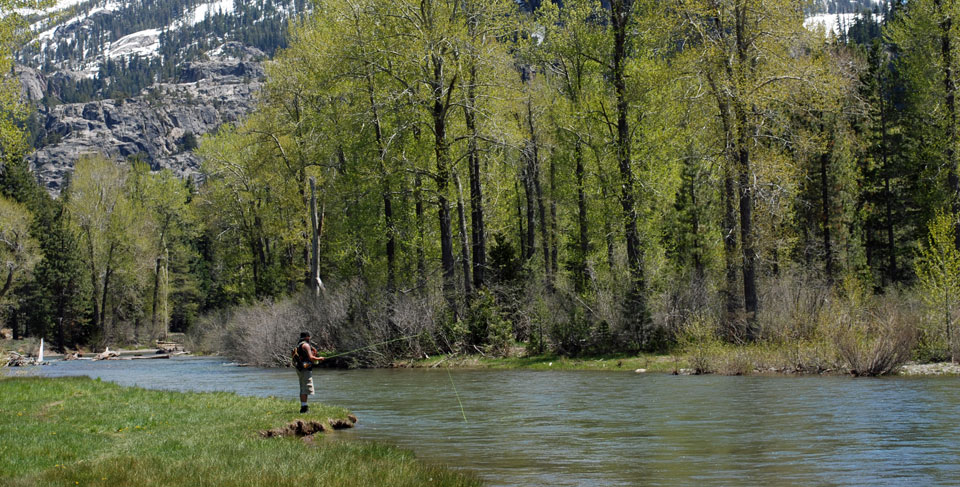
[516, 178, 527, 260]
[523, 161, 536, 262]
[550, 148, 558, 277]
[612, 0, 649, 342]
[100, 244, 115, 342]
[415, 173, 426, 291]
[820, 135, 834, 281]
[366, 73, 396, 292]
[431, 55, 456, 303]
[464, 63, 487, 290]
[575, 139, 589, 293]
[526, 97, 551, 281]
[736, 106, 758, 337]
[310, 177, 322, 294]
[455, 173, 472, 296]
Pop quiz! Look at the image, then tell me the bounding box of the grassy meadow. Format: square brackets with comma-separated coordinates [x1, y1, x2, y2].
[0, 376, 480, 487]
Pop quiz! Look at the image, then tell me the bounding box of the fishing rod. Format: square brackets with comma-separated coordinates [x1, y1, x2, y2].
[307, 331, 469, 423]
[318, 332, 428, 360]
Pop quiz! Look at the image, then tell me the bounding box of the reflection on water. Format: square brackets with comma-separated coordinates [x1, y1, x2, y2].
[10, 356, 960, 486]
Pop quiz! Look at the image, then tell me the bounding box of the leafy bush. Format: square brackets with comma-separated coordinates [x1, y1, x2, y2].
[829, 296, 918, 376]
[681, 318, 722, 374]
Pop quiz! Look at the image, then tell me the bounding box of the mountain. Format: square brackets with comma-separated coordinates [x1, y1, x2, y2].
[16, 0, 307, 191]
[22, 42, 263, 193]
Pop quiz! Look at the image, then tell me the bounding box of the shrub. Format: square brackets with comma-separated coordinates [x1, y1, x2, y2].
[681, 318, 722, 374]
[829, 295, 918, 376]
[207, 280, 447, 367]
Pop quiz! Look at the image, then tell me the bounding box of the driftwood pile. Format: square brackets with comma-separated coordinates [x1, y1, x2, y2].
[156, 341, 184, 353]
[94, 348, 120, 361]
[5, 352, 41, 367]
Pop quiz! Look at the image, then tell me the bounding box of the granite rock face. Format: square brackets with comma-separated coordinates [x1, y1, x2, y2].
[26, 44, 265, 194]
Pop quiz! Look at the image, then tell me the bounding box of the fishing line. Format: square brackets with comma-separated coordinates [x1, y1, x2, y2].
[314, 331, 468, 423]
[321, 332, 427, 360]
[446, 366, 468, 423]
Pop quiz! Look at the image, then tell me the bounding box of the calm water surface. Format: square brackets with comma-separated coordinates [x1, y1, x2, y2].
[8, 356, 960, 486]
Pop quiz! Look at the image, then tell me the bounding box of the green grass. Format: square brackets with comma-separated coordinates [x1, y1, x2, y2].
[409, 352, 685, 372]
[0, 376, 481, 487]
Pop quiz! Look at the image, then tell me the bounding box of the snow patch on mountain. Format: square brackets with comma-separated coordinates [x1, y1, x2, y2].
[189, 0, 235, 25]
[805, 11, 882, 35]
[106, 28, 162, 59]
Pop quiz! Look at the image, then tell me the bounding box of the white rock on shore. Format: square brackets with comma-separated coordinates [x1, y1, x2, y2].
[899, 363, 960, 376]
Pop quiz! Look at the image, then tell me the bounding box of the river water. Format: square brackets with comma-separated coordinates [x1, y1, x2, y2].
[8, 356, 960, 486]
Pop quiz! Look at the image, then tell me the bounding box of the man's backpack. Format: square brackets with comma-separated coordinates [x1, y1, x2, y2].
[292, 341, 312, 370]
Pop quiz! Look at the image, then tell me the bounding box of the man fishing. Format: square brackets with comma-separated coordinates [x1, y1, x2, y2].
[294, 331, 324, 413]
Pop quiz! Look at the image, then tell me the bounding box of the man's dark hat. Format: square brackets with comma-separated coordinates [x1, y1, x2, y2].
[300, 331, 311, 340]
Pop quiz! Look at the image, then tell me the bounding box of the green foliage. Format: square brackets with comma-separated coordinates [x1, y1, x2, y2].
[915, 211, 960, 361]
[466, 289, 512, 354]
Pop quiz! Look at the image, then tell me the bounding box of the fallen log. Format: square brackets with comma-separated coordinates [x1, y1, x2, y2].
[94, 348, 120, 361]
[127, 354, 170, 360]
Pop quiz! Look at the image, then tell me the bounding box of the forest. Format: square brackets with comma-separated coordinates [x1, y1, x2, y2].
[3, 0, 960, 373]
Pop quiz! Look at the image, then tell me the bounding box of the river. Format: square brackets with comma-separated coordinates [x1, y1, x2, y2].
[8, 356, 960, 486]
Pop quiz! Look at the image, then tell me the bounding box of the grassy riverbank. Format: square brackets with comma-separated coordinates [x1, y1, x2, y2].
[408, 353, 683, 373]
[407, 342, 958, 377]
[0, 376, 480, 487]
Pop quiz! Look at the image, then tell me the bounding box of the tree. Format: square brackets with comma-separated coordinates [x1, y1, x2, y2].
[916, 211, 960, 362]
[127, 163, 196, 338]
[65, 155, 152, 344]
[0, 196, 38, 300]
[680, 0, 844, 339]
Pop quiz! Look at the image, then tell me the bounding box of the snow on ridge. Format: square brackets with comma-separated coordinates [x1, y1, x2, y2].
[189, 0, 235, 26]
[106, 28, 162, 59]
[805, 12, 882, 36]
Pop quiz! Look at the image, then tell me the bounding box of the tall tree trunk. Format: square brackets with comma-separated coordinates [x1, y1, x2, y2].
[85, 230, 101, 336]
[465, 64, 487, 290]
[733, 8, 758, 338]
[309, 177, 322, 294]
[820, 134, 834, 281]
[431, 55, 456, 303]
[152, 256, 162, 330]
[526, 98, 551, 281]
[885, 174, 896, 284]
[415, 173, 426, 291]
[517, 179, 527, 260]
[723, 163, 739, 319]
[367, 75, 395, 292]
[455, 173, 472, 296]
[611, 0, 649, 341]
[688, 165, 705, 280]
[100, 243, 115, 342]
[736, 105, 758, 337]
[936, 0, 960, 249]
[709, 73, 741, 328]
[575, 139, 589, 293]
[523, 160, 536, 262]
[549, 148, 558, 277]
[594, 153, 616, 271]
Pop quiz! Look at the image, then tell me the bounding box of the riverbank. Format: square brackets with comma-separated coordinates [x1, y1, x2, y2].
[405, 352, 682, 373]
[404, 350, 960, 376]
[0, 376, 480, 487]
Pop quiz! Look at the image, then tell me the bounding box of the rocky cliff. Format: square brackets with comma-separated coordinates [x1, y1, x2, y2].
[25, 43, 265, 194]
